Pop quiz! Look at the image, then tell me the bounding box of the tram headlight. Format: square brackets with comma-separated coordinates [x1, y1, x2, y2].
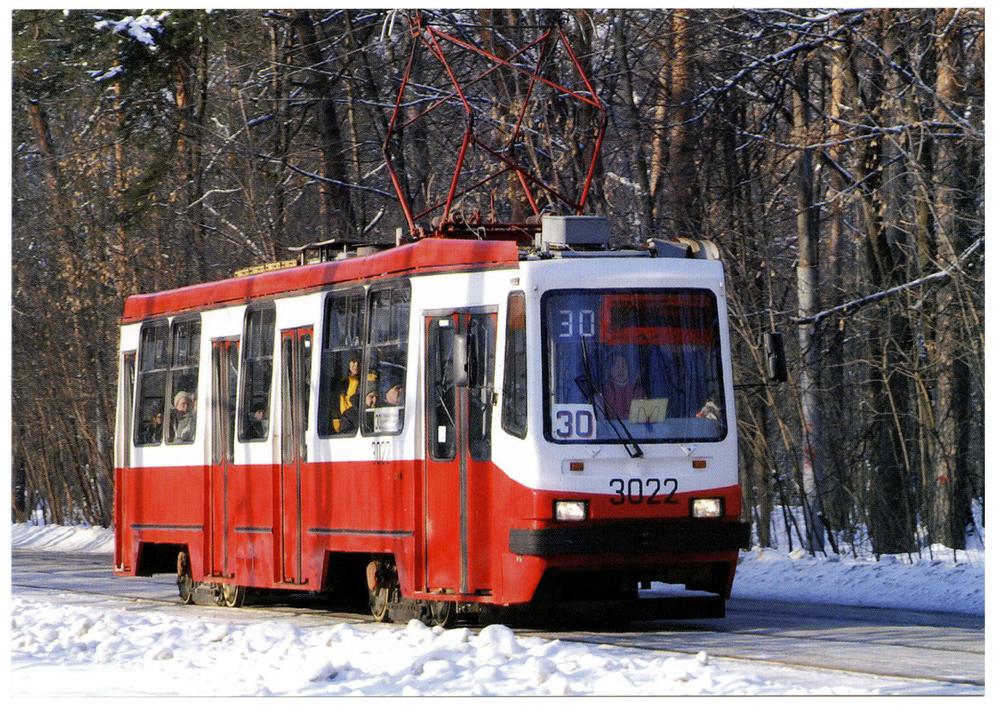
[554, 500, 588, 521]
[691, 498, 723, 518]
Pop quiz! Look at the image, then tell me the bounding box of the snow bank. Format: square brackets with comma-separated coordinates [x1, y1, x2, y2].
[731, 547, 984, 616]
[10, 595, 874, 696]
[11, 523, 114, 554]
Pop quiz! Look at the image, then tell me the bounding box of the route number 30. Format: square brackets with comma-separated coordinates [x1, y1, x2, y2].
[551, 404, 596, 440]
[557, 309, 596, 339]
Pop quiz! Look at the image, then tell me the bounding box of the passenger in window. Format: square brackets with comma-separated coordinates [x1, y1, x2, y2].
[364, 369, 379, 409]
[602, 353, 646, 420]
[366, 365, 405, 409]
[365, 384, 404, 408]
[332, 355, 361, 434]
[385, 383, 405, 406]
[170, 390, 197, 442]
[696, 394, 722, 421]
[248, 402, 268, 439]
[364, 382, 405, 433]
[143, 409, 163, 443]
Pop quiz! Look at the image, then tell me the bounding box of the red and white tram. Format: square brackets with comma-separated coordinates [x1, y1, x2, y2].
[113, 216, 752, 623]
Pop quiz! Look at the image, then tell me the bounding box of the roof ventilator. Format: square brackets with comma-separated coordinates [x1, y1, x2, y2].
[534, 215, 611, 252]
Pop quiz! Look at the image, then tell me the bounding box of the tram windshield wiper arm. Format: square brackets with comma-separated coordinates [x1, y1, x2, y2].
[577, 340, 643, 459]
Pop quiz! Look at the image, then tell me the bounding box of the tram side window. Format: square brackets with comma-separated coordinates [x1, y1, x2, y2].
[427, 316, 456, 460]
[467, 313, 497, 461]
[165, 317, 201, 444]
[134, 321, 170, 446]
[502, 291, 528, 438]
[239, 304, 276, 441]
[318, 289, 365, 437]
[363, 283, 410, 435]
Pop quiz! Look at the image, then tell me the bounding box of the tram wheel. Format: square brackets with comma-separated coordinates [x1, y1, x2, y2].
[366, 560, 396, 622]
[220, 584, 246, 608]
[426, 600, 454, 628]
[176, 552, 195, 605]
[369, 585, 391, 622]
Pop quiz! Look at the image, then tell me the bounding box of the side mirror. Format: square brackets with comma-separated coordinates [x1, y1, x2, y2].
[453, 333, 469, 387]
[763, 332, 787, 383]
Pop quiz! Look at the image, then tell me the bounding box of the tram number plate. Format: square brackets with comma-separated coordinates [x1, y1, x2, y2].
[609, 478, 679, 505]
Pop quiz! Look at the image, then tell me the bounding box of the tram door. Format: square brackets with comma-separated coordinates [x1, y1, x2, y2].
[209, 338, 239, 578]
[115, 351, 136, 571]
[279, 327, 312, 585]
[424, 310, 497, 595]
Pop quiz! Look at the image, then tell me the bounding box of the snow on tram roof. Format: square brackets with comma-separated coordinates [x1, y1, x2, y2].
[121, 238, 519, 323]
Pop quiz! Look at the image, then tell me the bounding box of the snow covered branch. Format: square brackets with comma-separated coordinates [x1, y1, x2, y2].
[794, 237, 983, 326]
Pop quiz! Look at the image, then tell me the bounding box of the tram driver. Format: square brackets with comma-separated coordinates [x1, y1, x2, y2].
[602, 353, 646, 420]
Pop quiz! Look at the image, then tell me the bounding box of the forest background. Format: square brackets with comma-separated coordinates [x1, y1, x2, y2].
[10, 8, 985, 557]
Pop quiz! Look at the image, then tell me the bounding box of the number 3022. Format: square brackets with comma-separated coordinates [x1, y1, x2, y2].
[609, 477, 679, 505]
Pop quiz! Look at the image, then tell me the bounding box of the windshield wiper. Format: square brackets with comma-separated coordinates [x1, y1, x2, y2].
[577, 340, 643, 458]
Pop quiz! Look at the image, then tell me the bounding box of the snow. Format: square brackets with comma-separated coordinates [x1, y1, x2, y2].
[730, 546, 984, 616]
[86, 65, 123, 82]
[9, 524, 986, 696]
[10, 523, 114, 554]
[94, 14, 167, 47]
[9, 589, 888, 697]
[14, 595, 869, 696]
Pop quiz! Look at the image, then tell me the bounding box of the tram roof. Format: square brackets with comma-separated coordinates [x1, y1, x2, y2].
[121, 238, 518, 324]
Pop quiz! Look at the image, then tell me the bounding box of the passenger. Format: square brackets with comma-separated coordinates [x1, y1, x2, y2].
[365, 382, 405, 408]
[248, 401, 267, 439]
[602, 354, 646, 419]
[170, 390, 197, 442]
[696, 395, 722, 421]
[384, 383, 405, 406]
[364, 369, 379, 409]
[143, 410, 163, 443]
[332, 356, 361, 433]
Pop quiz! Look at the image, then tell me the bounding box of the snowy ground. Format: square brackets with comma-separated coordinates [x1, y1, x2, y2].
[8, 523, 987, 696]
[11, 521, 985, 615]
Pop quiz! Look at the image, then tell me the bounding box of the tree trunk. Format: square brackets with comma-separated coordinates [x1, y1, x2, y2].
[612, 10, 653, 237]
[822, 29, 852, 530]
[791, 54, 826, 554]
[648, 37, 672, 218]
[928, 9, 971, 549]
[291, 10, 357, 239]
[666, 10, 699, 239]
[839, 16, 912, 554]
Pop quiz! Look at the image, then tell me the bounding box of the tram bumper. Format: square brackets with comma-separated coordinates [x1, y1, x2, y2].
[508, 518, 750, 556]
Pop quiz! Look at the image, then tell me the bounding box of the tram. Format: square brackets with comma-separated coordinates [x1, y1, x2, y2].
[113, 216, 755, 623]
[113, 17, 767, 625]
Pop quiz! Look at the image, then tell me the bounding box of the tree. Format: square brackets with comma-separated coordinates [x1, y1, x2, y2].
[11, 10, 983, 557]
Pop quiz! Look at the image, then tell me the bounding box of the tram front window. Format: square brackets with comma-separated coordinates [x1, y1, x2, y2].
[543, 289, 727, 444]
